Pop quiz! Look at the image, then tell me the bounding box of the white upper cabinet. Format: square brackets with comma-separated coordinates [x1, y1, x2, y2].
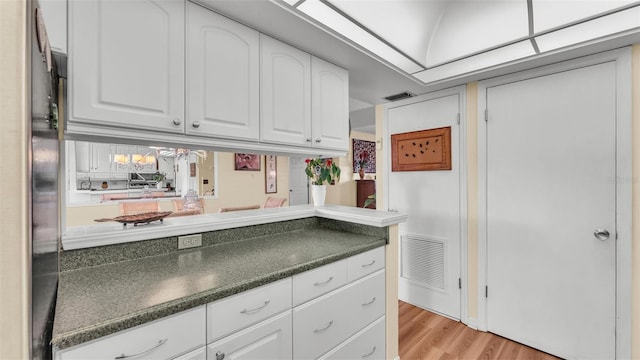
[186, 2, 260, 141]
[68, 0, 185, 133]
[90, 143, 112, 174]
[311, 57, 349, 151]
[260, 35, 312, 147]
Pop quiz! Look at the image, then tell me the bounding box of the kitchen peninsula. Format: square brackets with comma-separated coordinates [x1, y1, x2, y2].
[54, 205, 407, 360]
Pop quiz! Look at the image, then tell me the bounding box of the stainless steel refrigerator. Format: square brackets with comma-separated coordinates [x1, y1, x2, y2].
[31, 0, 60, 358]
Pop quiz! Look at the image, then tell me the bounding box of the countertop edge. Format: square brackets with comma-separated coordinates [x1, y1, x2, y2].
[51, 239, 386, 350]
[62, 205, 408, 250]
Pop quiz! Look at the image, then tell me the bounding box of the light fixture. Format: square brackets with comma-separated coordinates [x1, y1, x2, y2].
[295, 0, 424, 74]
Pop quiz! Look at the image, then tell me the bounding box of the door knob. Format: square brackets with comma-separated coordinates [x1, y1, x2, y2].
[192, 121, 200, 128]
[172, 118, 181, 126]
[593, 229, 610, 241]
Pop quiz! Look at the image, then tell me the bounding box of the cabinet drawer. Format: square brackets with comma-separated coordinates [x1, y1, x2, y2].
[350, 270, 386, 332]
[293, 282, 354, 360]
[207, 311, 292, 360]
[348, 247, 385, 282]
[293, 269, 385, 360]
[207, 278, 291, 342]
[55, 306, 206, 360]
[318, 316, 386, 360]
[292, 259, 347, 306]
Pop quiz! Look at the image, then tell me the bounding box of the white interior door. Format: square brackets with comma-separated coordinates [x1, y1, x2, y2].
[485, 62, 616, 359]
[388, 93, 462, 320]
[289, 157, 309, 206]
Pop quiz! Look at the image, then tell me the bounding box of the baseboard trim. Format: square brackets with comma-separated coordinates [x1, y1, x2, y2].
[464, 317, 478, 330]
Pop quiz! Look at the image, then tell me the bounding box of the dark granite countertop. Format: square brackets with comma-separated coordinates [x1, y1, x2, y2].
[52, 227, 386, 350]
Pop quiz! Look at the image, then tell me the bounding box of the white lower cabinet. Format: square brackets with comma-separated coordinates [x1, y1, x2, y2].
[54, 306, 206, 360]
[293, 269, 385, 360]
[318, 316, 386, 360]
[206, 311, 292, 360]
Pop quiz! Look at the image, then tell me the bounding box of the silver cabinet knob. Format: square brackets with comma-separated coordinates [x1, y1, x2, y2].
[215, 351, 225, 360]
[192, 121, 200, 128]
[593, 229, 610, 241]
[305, 138, 312, 143]
[172, 118, 181, 126]
[315, 139, 321, 143]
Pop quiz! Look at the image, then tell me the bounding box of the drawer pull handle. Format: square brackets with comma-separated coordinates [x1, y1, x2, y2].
[362, 297, 377, 307]
[240, 300, 270, 314]
[114, 338, 167, 359]
[362, 346, 377, 358]
[313, 276, 334, 287]
[313, 320, 334, 334]
[361, 260, 376, 268]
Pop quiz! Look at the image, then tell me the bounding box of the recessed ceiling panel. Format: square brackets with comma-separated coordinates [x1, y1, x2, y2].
[536, 5, 640, 52]
[328, 0, 447, 68]
[415, 40, 535, 84]
[426, 0, 529, 67]
[532, 0, 640, 33]
[298, 0, 424, 73]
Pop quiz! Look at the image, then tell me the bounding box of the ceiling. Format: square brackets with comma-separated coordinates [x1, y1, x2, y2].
[195, 0, 640, 133]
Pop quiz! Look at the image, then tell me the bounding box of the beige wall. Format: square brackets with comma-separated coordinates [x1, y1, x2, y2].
[0, 0, 30, 358]
[66, 152, 291, 226]
[212, 152, 290, 211]
[326, 130, 376, 207]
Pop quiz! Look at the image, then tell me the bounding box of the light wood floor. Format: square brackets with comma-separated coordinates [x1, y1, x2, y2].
[399, 301, 562, 360]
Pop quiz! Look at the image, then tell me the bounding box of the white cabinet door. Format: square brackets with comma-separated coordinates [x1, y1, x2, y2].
[260, 35, 311, 147]
[207, 311, 292, 360]
[311, 57, 349, 151]
[74, 141, 90, 173]
[68, 0, 184, 133]
[90, 143, 112, 174]
[187, 2, 260, 141]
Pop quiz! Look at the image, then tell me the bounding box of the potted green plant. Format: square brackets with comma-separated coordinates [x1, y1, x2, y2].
[152, 172, 165, 189]
[304, 158, 340, 206]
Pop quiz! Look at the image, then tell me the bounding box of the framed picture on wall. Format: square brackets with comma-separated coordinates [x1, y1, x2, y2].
[234, 153, 260, 171]
[353, 139, 376, 173]
[391, 126, 452, 171]
[265, 155, 277, 194]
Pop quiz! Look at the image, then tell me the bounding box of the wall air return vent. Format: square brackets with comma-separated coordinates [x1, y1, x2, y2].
[383, 91, 415, 102]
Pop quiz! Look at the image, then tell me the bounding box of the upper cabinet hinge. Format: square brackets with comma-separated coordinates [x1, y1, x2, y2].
[456, 113, 461, 125]
[484, 109, 489, 122]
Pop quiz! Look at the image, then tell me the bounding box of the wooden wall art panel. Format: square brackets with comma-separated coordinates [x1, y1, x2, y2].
[391, 126, 451, 171]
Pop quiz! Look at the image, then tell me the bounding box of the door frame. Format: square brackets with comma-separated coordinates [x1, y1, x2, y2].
[476, 48, 632, 358]
[383, 85, 469, 326]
